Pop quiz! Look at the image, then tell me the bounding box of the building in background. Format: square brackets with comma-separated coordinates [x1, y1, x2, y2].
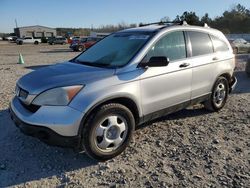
[14, 25, 57, 38]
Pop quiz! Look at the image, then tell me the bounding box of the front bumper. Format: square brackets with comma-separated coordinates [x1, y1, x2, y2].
[9, 97, 84, 147]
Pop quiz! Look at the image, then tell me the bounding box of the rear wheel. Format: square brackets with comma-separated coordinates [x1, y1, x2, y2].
[34, 41, 38, 45]
[204, 77, 229, 111]
[77, 45, 85, 52]
[81, 103, 135, 161]
[18, 41, 23, 45]
[233, 47, 238, 54]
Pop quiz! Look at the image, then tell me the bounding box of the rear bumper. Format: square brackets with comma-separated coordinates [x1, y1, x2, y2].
[229, 75, 237, 93]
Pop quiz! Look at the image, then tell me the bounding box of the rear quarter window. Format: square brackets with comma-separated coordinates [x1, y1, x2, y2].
[210, 35, 229, 52]
[188, 31, 213, 57]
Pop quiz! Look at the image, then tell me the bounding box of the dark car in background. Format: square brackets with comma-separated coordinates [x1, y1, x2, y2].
[70, 37, 102, 52]
[48, 37, 67, 45]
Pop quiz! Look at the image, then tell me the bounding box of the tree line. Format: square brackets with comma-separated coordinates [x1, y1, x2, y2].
[56, 4, 250, 36]
[170, 4, 250, 34]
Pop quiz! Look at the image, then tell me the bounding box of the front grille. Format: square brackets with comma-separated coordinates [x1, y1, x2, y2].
[15, 85, 40, 113]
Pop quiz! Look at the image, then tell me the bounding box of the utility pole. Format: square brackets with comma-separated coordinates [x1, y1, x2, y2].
[15, 19, 18, 28]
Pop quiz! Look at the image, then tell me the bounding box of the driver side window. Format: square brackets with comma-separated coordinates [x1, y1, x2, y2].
[146, 31, 186, 62]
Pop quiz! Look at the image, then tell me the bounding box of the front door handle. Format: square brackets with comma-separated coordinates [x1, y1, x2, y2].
[212, 57, 219, 61]
[179, 63, 190, 68]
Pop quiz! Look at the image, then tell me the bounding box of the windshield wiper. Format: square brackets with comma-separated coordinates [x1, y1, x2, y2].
[90, 62, 112, 67]
[72, 59, 91, 65]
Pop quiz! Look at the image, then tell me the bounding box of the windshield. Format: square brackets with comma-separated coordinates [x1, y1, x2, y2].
[74, 32, 152, 68]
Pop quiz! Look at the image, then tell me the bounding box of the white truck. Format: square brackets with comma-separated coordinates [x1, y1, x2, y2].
[16, 37, 41, 45]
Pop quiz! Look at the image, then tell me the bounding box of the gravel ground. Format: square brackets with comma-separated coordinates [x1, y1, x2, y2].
[0, 42, 249, 188]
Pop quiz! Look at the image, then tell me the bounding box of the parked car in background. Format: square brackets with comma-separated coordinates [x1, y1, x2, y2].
[10, 22, 237, 160]
[229, 38, 250, 54]
[48, 37, 67, 45]
[11, 36, 18, 42]
[68, 36, 80, 44]
[16, 37, 41, 45]
[69, 37, 87, 51]
[3, 36, 17, 41]
[70, 37, 102, 51]
[5, 36, 15, 41]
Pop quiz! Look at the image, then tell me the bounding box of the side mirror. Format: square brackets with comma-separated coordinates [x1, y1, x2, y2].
[140, 56, 170, 68]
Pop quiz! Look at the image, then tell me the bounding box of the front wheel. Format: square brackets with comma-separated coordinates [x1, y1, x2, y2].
[34, 41, 39, 45]
[81, 103, 135, 161]
[204, 77, 229, 111]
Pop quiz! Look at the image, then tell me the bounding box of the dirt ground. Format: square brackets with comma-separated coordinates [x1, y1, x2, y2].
[0, 42, 249, 188]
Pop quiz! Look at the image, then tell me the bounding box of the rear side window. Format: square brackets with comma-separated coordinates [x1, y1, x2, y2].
[146, 31, 186, 62]
[188, 31, 213, 56]
[210, 35, 229, 52]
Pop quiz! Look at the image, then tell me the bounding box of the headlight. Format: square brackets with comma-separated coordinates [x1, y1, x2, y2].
[32, 85, 83, 106]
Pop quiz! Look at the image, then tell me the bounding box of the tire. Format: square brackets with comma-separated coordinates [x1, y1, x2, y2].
[34, 41, 39, 45]
[233, 47, 238, 54]
[77, 45, 85, 52]
[81, 103, 135, 161]
[204, 77, 229, 112]
[18, 41, 23, 45]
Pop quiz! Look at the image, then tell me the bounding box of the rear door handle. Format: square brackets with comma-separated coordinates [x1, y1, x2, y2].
[179, 63, 190, 68]
[213, 57, 219, 61]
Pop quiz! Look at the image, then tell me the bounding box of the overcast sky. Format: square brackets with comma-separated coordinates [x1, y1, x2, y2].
[0, 0, 249, 33]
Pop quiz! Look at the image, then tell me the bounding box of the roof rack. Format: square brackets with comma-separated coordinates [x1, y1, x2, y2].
[139, 20, 188, 27]
[204, 23, 210, 28]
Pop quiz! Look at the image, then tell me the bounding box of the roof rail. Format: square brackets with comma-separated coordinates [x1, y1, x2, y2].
[204, 23, 210, 28]
[139, 20, 188, 27]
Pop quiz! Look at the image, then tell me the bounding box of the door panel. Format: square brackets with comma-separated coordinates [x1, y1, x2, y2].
[190, 55, 216, 98]
[140, 60, 192, 115]
[186, 31, 217, 99]
[140, 31, 192, 116]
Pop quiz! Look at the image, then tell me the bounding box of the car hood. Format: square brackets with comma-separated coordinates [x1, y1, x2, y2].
[18, 61, 115, 94]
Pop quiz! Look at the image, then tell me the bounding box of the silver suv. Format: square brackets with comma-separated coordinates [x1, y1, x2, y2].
[10, 22, 237, 161]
